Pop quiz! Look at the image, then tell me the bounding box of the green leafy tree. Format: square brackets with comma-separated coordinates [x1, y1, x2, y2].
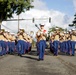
[48, 26, 64, 34]
[69, 13, 76, 29]
[0, 0, 34, 30]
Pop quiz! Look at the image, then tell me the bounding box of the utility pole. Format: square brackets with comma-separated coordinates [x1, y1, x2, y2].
[18, 15, 19, 32]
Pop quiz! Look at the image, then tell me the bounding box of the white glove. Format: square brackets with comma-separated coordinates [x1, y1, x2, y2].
[37, 32, 40, 36]
[40, 31, 43, 34]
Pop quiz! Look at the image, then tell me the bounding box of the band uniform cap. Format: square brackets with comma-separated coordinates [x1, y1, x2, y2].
[55, 27, 59, 30]
[72, 29, 75, 31]
[68, 30, 71, 32]
[66, 32, 69, 33]
[40, 23, 45, 26]
[64, 31, 66, 34]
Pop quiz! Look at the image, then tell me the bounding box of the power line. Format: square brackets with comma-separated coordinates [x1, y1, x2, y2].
[5, 17, 51, 23]
[1, 24, 16, 33]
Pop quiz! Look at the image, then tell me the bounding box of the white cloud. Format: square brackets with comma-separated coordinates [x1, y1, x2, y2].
[1, 0, 73, 35]
[50, 10, 73, 28]
[73, 0, 76, 12]
[32, 0, 48, 10]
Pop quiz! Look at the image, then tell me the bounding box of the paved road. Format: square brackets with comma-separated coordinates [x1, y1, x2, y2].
[0, 49, 76, 75]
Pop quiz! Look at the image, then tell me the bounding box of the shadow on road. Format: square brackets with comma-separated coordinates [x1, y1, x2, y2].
[21, 55, 38, 61]
[28, 49, 54, 56]
[20, 49, 54, 61]
[28, 50, 38, 56]
[58, 52, 70, 56]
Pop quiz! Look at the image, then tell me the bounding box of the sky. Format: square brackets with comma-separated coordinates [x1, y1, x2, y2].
[1, 0, 76, 35]
[43, 0, 75, 15]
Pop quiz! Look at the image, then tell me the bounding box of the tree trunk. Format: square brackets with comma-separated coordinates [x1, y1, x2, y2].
[0, 21, 2, 30]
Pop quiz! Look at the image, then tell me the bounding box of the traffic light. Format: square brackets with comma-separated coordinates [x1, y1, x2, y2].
[32, 18, 35, 23]
[49, 17, 51, 23]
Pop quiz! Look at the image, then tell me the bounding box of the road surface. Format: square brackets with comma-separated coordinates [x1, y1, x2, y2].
[0, 49, 76, 75]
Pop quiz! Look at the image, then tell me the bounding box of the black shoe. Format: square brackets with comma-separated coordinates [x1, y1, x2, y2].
[20, 54, 22, 57]
[18, 54, 22, 57]
[71, 54, 75, 56]
[54, 54, 57, 56]
[37, 59, 41, 61]
[41, 59, 44, 61]
[37, 53, 39, 56]
[18, 54, 20, 56]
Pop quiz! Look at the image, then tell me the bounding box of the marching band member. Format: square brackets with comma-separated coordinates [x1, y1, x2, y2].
[36, 24, 46, 61]
[59, 32, 65, 53]
[16, 31, 26, 56]
[53, 28, 60, 56]
[67, 30, 71, 55]
[64, 32, 69, 54]
[50, 32, 55, 54]
[70, 29, 76, 56]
